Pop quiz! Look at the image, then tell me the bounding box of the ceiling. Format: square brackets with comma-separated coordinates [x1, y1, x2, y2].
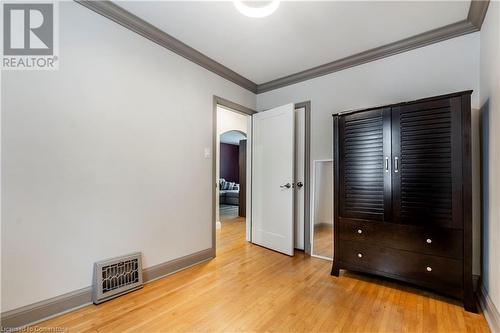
[117, 1, 471, 85]
[221, 130, 247, 145]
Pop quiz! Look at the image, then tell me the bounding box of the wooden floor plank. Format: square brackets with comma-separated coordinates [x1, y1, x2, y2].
[32, 217, 489, 332]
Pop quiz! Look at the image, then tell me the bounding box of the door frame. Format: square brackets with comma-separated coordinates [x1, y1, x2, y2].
[295, 101, 312, 254]
[211, 97, 312, 256]
[212, 96, 255, 256]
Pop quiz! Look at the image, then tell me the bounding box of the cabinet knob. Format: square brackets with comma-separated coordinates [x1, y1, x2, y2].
[357, 253, 363, 258]
[426, 238, 432, 244]
[426, 266, 432, 272]
[357, 229, 363, 234]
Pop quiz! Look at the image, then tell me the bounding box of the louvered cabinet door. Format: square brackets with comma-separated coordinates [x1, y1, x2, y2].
[391, 97, 463, 228]
[338, 108, 392, 221]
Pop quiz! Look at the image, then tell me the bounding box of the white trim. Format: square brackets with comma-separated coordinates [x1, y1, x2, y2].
[310, 159, 334, 260]
[246, 114, 253, 242]
[311, 254, 334, 262]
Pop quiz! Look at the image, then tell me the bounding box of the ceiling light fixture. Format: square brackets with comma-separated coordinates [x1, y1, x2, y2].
[234, 0, 280, 18]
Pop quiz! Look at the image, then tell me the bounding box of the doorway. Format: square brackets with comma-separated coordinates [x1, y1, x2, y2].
[213, 97, 254, 253]
[219, 130, 247, 222]
[212, 97, 311, 257]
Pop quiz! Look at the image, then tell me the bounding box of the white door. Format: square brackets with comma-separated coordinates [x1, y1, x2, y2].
[294, 107, 305, 250]
[252, 103, 295, 256]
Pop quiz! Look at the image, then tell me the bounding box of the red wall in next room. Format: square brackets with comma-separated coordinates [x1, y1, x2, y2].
[220, 143, 239, 183]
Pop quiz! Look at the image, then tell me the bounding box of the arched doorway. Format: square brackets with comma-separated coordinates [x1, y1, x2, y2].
[219, 130, 247, 222]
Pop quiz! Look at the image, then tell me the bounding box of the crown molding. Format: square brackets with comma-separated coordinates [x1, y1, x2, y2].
[257, 20, 476, 93]
[75, 0, 258, 93]
[468, 0, 490, 29]
[75, 0, 489, 95]
[257, 0, 490, 93]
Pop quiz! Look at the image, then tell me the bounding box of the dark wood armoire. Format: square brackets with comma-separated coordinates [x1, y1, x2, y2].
[331, 91, 475, 312]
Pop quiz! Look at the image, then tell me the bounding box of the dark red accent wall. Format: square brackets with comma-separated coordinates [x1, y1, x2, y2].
[220, 143, 239, 183]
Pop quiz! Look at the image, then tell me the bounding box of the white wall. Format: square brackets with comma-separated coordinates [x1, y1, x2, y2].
[257, 33, 481, 274]
[1, 2, 255, 312]
[479, 0, 500, 317]
[216, 107, 249, 223]
[217, 107, 248, 136]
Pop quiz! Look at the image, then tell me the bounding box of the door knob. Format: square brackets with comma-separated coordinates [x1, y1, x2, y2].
[296, 182, 304, 188]
[280, 183, 291, 189]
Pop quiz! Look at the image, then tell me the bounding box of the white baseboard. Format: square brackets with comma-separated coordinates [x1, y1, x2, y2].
[478, 284, 500, 333]
[216, 221, 221, 229]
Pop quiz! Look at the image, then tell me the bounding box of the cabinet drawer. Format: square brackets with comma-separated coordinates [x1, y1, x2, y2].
[339, 218, 463, 259]
[338, 240, 463, 298]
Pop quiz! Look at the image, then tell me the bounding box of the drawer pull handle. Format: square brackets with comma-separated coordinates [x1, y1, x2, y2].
[426, 238, 432, 244]
[357, 253, 363, 258]
[426, 266, 432, 272]
[357, 229, 363, 234]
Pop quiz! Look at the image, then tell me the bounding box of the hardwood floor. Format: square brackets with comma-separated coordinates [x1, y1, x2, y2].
[34, 218, 490, 332]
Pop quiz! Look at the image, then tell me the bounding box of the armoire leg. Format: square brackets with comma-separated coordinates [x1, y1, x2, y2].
[331, 263, 340, 277]
[464, 292, 478, 313]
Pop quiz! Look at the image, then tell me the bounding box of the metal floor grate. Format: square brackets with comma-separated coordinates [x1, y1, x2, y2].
[93, 252, 143, 304]
[101, 258, 140, 293]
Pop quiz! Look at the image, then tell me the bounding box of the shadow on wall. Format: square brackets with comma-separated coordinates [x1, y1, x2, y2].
[480, 98, 490, 289]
